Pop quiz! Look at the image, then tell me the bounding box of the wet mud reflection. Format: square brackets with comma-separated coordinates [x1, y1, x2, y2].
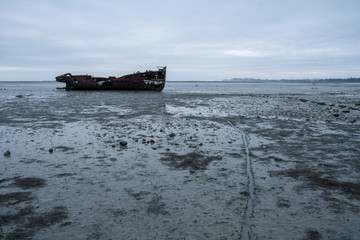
[0, 82, 360, 239]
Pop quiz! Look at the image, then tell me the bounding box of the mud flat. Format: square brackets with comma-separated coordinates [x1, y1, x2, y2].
[0, 82, 360, 239]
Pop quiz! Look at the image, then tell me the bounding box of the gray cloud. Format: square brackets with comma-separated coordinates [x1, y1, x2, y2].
[0, 0, 359, 81]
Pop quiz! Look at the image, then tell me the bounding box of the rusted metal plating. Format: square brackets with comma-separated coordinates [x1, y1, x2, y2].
[56, 67, 166, 91]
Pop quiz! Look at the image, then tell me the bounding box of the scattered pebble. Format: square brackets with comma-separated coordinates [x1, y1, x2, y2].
[4, 149, 11, 157]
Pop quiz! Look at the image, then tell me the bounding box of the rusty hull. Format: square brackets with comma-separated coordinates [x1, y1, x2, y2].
[56, 67, 166, 91]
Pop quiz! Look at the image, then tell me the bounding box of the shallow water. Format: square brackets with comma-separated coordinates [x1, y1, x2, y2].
[1, 81, 360, 239]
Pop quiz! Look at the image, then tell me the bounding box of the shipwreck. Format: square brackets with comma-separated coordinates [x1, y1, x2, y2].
[56, 66, 166, 91]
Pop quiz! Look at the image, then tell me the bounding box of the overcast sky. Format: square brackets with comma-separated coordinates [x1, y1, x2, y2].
[1, 0, 359, 81]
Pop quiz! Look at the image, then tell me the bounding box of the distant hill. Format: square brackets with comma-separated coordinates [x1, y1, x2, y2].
[223, 78, 360, 83]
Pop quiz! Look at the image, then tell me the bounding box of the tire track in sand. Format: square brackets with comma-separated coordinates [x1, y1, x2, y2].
[227, 120, 254, 240]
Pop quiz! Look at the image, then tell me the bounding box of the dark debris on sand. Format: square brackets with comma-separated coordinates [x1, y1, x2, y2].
[13, 177, 47, 189]
[1, 206, 68, 240]
[159, 152, 220, 170]
[271, 168, 360, 198]
[0, 192, 34, 205]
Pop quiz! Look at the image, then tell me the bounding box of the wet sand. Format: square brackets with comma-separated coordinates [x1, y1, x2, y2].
[0, 82, 360, 239]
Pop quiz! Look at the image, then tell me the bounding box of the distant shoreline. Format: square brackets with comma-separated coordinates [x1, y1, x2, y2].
[223, 78, 360, 83]
[0, 80, 57, 83]
[1, 79, 360, 83]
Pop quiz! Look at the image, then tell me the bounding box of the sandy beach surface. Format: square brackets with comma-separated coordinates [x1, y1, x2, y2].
[1, 81, 360, 239]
